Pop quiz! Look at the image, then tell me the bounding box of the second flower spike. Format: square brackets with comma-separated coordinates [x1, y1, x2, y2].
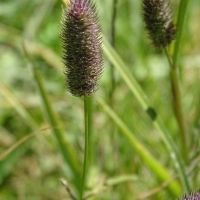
[60, 0, 103, 97]
[142, 0, 176, 48]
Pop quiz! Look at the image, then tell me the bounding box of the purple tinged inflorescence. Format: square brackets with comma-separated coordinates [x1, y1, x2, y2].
[178, 190, 200, 200]
[60, 0, 103, 97]
[142, 0, 176, 48]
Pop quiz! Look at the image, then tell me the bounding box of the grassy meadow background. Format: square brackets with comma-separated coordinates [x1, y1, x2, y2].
[0, 0, 200, 199]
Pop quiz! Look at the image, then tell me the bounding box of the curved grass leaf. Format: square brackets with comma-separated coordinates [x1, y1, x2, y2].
[102, 36, 189, 192]
[95, 95, 181, 197]
[0, 81, 38, 130]
[23, 43, 81, 194]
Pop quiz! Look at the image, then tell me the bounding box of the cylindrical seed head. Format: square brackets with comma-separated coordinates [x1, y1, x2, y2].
[60, 0, 103, 97]
[178, 190, 200, 200]
[142, 0, 176, 48]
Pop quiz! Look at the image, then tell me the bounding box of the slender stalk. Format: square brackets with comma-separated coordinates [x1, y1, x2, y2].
[110, 0, 118, 103]
[173, 0, 190, 69]
[164, 48, 188, 163]
[80, 97, 90, 200]
[170, 67, 188, 162]
[163, 48, 173, 68]
[111, 0, 117, 47]
[109, 0, 119, 170]
[88, 96, 93, 166]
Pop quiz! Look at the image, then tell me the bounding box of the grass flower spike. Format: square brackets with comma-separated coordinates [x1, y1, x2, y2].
[60, 1, 103, 199]
[178, 190, 200, 200]
[60, 0, 103, 97]
[142, 0, 176, 48]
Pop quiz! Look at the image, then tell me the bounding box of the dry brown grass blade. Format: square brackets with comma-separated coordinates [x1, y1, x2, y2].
[0, 126, 53, 162]
[136, 175, 179, 200]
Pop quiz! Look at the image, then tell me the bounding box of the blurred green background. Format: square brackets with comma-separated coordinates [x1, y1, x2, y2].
[0, 0, 200, 199]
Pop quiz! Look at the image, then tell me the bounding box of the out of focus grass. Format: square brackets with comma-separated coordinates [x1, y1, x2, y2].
[0, 0, 200, 199]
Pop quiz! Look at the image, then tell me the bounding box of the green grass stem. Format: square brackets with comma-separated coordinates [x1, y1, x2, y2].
[88, 96, 94, 166]
[164, 48, 189, 164]
[110, 0, 118, 104]
[80, 97, 90, 200]
[173, 0, 190, 69]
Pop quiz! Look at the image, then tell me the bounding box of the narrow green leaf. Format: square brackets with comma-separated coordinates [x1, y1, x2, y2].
[0, 142, 26, 185]
[95, 95, 181, 197]
[0, 81, 38, 130]
[173, 0, 190, 69]
[23, 44, 81, 193]
[102, 36, 189, 192]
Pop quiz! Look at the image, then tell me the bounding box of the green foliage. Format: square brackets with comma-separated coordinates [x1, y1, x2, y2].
[0, 0, 200, 199]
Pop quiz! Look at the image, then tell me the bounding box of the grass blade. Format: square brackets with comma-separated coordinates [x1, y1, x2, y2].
[0, 141, 26, 185]
[95, 95, 181, 196]
[0, 81, 38, 130]
[23, 43, 81, 193]
[0, 127, 51, 162]
[102, 36, 189, 192]
[173, 0, 190, 69]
